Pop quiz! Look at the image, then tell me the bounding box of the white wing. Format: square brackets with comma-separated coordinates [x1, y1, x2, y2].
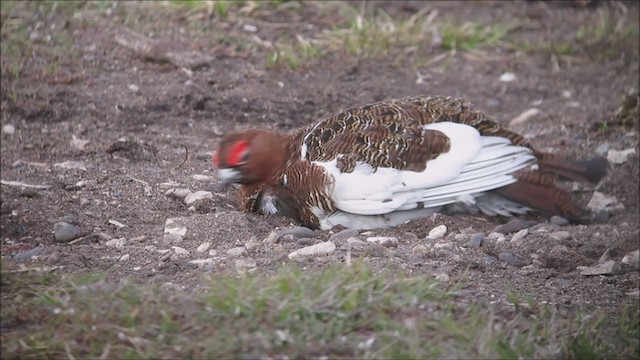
[313, 122, 536, 216]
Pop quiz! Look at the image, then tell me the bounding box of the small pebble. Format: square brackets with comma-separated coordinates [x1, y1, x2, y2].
[235, 259, 257, 274]
[192, 174, 212, 181]
[329, 229, 359, 243]
[163, 233, 183, 245]
[288, 241, 336, 260]
[499, 72, 516, 82]
[622, 249, 639, 269]
[366, 236, 399, 248]
[587, 192, 624, 212]
[510, 229, 529, 243]
[13, 247, 46, 261]
[468, 233, 483, 248]
[607, 148, 635, 165]
[549, 216, 569, 227]
[184, 191, 213, 205]
[119, 254, 130, 262]
[266, 226, 315, 243]
[172, 246, 189, 256]
[165, 188, 192, 200]
[54, 222, 81, 243]
[492, 219, 533, 234]
[346, 237, 367, 251]
[549, 231, 571, 241]
[297, 238, 317, 246]
[105, 238, 127, 249]
[2, 124, 16, 135]
[208, 249, 218, 257]
[499, 252, 527, 267]
[579, 260, 617, 276]
[164, 218, 188, 236]
[412, 244, 430, 255]
[227, 247, 247, 258]
[435, 273, 450, 282]
[427, 225, 447, 240]
[433, 241, 453, 250]
[196, 242, 211, 253]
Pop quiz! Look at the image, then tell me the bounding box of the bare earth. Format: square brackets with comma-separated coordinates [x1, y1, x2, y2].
[1, 0, 638, 320]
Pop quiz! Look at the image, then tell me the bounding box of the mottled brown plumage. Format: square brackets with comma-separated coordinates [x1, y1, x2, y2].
[213, 95, 609, 230]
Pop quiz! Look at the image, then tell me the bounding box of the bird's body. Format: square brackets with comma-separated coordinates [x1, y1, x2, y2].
[213, 95, 608, 230]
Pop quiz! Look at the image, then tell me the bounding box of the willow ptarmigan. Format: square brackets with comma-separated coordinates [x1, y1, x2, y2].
[212, 95, 609, 230]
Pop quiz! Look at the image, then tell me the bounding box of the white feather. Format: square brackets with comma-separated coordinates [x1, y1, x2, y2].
[313, 122, 535, 218]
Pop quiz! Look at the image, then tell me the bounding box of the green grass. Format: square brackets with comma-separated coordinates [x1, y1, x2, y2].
[2, 262, 638, 359]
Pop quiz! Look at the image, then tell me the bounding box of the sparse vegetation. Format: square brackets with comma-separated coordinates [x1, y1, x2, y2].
[2, 262, 638, 359]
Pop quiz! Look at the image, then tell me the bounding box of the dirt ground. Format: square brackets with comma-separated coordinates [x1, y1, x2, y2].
[1, 0, 638, 318]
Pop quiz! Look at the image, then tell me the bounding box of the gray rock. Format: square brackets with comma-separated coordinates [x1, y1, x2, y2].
[468, 233, 483, 248]
[163, 233, 183, 245]
[492, 219, 533, 234]
[13, 247, 46, 261]
[366, 236, 399, 248]
[165, 188, 192, 200]
[607, 148, 635, 165]
[54, 222, 81, 243]
[412, 244, 431, 255]
[266, 226, 315, 243]
[329, 229, 359, 243]
[587, 192, 624, 212]
[549, 216, 570, 227]
[297, 238, 317, 246]
[164, 217, 188, 237]
[346, 237, 367, 251]
[549, 231, 571, 241]
[427, 225, 447, 240]
[172, 246, 190, 256]
[184, 191, 213, 205]
[227, 247, 247, 258]
[498, 252, 527, 267]
[579, 260, 617, 276]
[288, 241, 336, 259]
[622, 249, 639, 269]
[105, 238, 127, 249]
[483, 256, 498, 265]
[510, 229, 529, 243]
[196, 242, 211, 253]
[594, 143, 609, 156]
[235, 259, 257, 274]
[280, 234, 296, 243]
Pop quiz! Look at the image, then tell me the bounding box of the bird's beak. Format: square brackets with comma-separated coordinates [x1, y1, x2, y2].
[217, 168, 242, 186]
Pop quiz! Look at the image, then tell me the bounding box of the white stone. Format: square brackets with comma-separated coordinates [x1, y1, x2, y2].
[499, 72, 516, 82]
[196, 242, 211, 253]
[227, 247, 247, 257]
[288, 241, 336, 259]
[607, 148, 635, 165]
[587, 192, 624, 212]
[427, 225, 447, 240]
[172, 246, 189, 256]
[433, 241, 453, 249]
[435, 273, 450, 282]
[2, 124, 15, 135]
[128, 84, 139, 92]
[54, 160, 87, 171]
[164, 218, 187, 236]
[510, 229, 529, 243]
[579, 260, 617, 276]
[70, 135, 90, 150]
[550, 231, 571, 241]
[622, 249, 639, 268]
[105, 238, 127, 249]
[165, 188, 192, 200]
[242, 24, 257, 32]
[192, 174, 212, 181]
[119, 254, 130, 262]
[235, 259, 257, 273]
[510, 108, 541, 127]
[366, 236, 399, 248]
[184, 191, 213, 205]
[189, 258, 215, 266]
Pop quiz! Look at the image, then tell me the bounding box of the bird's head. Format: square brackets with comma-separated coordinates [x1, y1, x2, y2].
[212, 130, 287, 186]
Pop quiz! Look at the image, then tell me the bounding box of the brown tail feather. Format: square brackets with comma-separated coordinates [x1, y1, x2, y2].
[495, 175, 592, 224]
[536, 155, 609, 184]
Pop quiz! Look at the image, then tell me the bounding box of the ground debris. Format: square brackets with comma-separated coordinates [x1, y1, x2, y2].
[115, 27, 213, 69]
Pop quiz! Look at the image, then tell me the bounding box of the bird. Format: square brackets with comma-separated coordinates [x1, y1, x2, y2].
[212, 95, 609, 230]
